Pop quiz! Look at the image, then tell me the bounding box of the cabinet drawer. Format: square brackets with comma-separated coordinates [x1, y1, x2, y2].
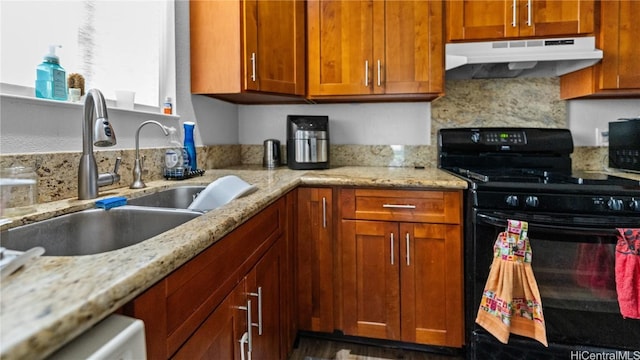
[340, 188, 462, 224]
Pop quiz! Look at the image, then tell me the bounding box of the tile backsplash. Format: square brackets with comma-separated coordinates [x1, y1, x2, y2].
[0, 78, 608, 203]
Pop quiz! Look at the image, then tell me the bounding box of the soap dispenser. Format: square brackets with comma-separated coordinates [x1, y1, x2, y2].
[35, 45, 67, 101]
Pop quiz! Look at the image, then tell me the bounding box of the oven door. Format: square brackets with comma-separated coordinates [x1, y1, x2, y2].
[469, 210, 640, 359]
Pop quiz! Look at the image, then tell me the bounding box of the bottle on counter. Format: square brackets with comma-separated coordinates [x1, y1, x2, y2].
[183, 121, 197, 171]
[163, 127, 185, 178]
[162, 96, 173, 115]
[35, 45, 67, 101]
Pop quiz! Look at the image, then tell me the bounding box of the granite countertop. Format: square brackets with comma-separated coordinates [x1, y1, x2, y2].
[0, 166, 466, 360]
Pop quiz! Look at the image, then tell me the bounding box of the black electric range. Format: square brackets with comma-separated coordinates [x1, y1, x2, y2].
[438, 128, 640, 359]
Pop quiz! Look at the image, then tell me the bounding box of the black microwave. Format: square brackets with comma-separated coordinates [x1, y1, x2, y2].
[609, 118, 640, 172]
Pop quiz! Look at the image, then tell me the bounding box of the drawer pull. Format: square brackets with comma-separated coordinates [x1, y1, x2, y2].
[382, 204, 416, 209]
[248, 287, 263, 335]
[238, 300, 253, 353]
[390, 233, 395, 265]
[322, 197, 327, 229]
[406, 232, 410, 266]
[239, 332, 250, 360]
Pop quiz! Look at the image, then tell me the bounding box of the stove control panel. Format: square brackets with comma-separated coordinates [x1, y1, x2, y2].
[477, 192, 640, 215]
[476, 130, 527, 145]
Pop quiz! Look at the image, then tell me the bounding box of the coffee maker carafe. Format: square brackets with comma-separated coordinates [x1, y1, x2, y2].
[287, 115, 329, 170]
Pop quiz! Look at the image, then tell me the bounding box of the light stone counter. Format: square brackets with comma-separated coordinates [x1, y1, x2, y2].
[0, 166, 466, 360]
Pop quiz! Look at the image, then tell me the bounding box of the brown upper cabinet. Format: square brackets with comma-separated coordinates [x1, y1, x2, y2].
[190, 0, 305, 104]
[447, 0, 594, 42]
[307, 0, 444, 102]
[560, 0, 640, 99]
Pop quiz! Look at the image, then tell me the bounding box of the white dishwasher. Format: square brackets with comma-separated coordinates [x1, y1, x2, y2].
[49, 314, 146, 360]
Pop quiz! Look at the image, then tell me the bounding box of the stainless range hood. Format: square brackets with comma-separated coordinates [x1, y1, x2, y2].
[445, 36, 603, 79]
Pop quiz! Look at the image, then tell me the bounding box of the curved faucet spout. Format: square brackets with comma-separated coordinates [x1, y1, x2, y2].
[130, 120, 171, 189]
[79, 89, 118, 200]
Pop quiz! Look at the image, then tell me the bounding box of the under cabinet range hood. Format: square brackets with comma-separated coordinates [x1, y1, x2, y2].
[445, 36, 603, 79]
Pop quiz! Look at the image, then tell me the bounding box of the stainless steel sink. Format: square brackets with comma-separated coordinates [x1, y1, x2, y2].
[0, 206, 201, 256]
[127, 186, 206, 209]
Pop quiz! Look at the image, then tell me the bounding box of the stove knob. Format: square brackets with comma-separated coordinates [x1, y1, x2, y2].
[506, 195, 519, 207]
[525, 196, 539, 208]
[607, 198, 624, 211]
[471, 132, 481, 143]
[630, 199, 640, 212]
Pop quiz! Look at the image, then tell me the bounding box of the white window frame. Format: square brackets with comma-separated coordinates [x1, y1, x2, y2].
[0, 0, 176, 114]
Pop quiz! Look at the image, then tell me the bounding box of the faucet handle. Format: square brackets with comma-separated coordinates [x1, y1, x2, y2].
[113, 157, 122, 174]
[97, 156, 122, 187]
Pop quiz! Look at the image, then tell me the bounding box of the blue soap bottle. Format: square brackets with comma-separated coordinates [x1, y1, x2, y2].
[183, 121, 197, 171]
[35, 45, 67, 101]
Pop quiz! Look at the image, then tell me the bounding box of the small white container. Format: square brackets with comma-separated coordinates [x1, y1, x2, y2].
[115, 90, 135, 109]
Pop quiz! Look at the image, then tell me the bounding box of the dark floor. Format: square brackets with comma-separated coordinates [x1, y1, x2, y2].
[288, 336, 465, 360]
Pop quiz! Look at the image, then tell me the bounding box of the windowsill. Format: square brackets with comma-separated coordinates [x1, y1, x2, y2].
[0, 91, 180, 119]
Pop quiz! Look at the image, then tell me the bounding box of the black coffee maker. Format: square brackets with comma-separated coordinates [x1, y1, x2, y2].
[286, 115, 329, 170]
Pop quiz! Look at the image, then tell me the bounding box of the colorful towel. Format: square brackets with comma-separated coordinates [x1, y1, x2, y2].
[476, 220, 548, 346]
[615, 228, 640, 319]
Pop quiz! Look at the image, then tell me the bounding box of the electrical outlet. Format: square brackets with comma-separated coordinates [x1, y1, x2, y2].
[595, 128, 609, 146]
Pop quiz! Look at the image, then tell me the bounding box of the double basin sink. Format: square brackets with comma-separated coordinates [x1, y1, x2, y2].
[1, 186, 210, 257]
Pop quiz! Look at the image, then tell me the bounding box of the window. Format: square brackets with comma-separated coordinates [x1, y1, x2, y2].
[0, 0, 174, 108]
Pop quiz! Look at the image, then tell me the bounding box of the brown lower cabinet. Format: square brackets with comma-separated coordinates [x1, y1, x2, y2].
[296, 187, 335, 333]
[124, 186, 464, 359]
[339, 188, 464, 347]
[123, 195, 293, 359]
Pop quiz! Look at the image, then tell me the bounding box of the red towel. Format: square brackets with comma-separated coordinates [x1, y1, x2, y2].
[615, 228, 640, 319]
[574, 242, 616, 299]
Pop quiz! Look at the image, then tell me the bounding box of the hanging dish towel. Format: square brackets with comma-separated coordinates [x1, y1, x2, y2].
[476, 220, 548, 347]
[615, 228, 640, 320]
[574, 241, 616, 299]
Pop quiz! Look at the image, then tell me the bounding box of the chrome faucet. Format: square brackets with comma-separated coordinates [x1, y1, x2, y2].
[130, 120, 170, 189]
[78, 89, 121, 200]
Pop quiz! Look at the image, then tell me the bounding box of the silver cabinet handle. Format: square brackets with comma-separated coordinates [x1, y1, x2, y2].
[238, 300, 253, 353]
[322, 197, 327, 229]
[377, 60, 381, 87]
[251, 52, 257, 82]
[382, 204, 417, 209]
[239, 332, 249, 360]
[390, 232, 395, 265]
[405, 232, 410, 266]
[248, 287, 263, 335]
[511, 0, 517, 27]
[365, 60, 369, 86]
[526, 0, 532, 26]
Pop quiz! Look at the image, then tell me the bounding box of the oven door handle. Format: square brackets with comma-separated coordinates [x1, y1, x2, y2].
[476, 213, 620, 237]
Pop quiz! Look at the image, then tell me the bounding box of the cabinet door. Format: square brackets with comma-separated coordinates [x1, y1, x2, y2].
[307, 0, 374, 96]
[399, 223, 464, 347]
[297, 188, 334, 332]
[447, 0, 517, 41]
[525, 0, 594, 38]
[560, 0, 640, 98]
[379, 0, 444, 95]
[600, 0, 640, 90]
[173, 281, 247, 360]
[244, 0, 305, 95]
[246, 239, 284, 360]
[341, 220, 401, 340]
[447, 0, 594, 41]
